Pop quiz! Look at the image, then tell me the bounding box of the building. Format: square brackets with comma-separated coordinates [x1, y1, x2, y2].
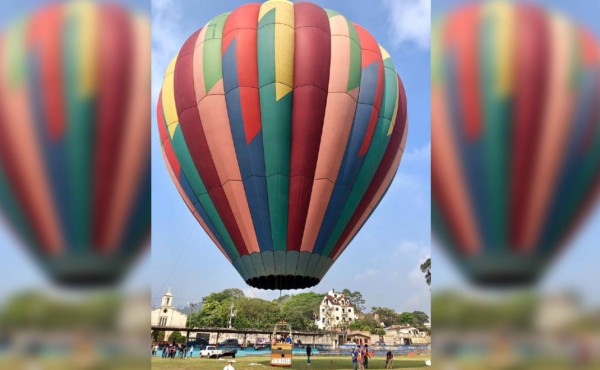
[315, 289, 358, 330]
[384, 325, 430, 345]
[535, 292, 580, 333]
[151, 288, 188, 339]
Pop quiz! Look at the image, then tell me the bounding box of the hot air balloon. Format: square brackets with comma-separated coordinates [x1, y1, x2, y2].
[0, 1, 151, 286]
[432, 1, 600, 285]
[158, 0, 408, 290]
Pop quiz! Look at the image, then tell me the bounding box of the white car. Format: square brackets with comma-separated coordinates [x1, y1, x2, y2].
[199, 346, 237, 359]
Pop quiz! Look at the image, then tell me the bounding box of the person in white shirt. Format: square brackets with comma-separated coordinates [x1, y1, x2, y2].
[223, 359, 236, 370]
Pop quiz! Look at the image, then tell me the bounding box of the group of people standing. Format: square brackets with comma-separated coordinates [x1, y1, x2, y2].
[273, 333, 293, 344]
[152, 343, 194, 359]
[351, 344, 372, 370]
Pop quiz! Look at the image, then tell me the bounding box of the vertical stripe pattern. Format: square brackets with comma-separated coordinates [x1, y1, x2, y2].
[159, 0, 408, 290]
[0, 1, 150, 285]
[432, 1, 600, 285]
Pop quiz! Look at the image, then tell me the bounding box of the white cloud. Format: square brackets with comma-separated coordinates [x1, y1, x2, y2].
[408, 260, 428, 284]
[394, 240, 430, 262]
[387, 141, 430, 206]
[384, 0, 431, 50]
[152, 0, 174, 12]
[151, 0, 183, 104]
[242, 287, 260, 299]
[402, 141, 430, 164]
[354, 268, 379, 281]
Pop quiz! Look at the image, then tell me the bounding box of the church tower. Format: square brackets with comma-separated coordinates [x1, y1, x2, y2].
[152, 287, 188, 332]
[161, 287, 173, 308]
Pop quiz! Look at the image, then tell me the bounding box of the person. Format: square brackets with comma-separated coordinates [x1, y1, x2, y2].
[363, 344, 370, 369]
[306, 344, 312, 366]
[385, 351, 393, 369]
[161, 345, 167, 358]
[357, 345, 364, 370]
[351, 347, 358, 370]
[188, 345, 194, 358]
[285, 335, 292, 344]
[224, 359, 236, 370]
[151, 344, 156, 357]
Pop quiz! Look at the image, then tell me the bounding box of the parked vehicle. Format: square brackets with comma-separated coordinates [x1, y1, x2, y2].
[219, 338, 241, 348]
[186, 339, 208, 350]
[199, 345, 237, 359]
[254, 337, 270, 350]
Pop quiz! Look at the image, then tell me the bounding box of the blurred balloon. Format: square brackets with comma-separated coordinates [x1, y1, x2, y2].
[432, 1, 600, 285]
[158, 0, 408, 289]
[0, 0, 150, 286]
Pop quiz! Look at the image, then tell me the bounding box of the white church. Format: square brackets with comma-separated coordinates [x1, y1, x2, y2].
[151, 288, 188, 339]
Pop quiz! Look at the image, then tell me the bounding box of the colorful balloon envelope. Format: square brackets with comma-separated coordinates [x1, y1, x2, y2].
[158, 0, 408, 289]
[0, 1, 151, 286]
[432, 1, 600, 285]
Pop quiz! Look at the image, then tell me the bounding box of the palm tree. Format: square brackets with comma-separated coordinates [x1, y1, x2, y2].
[420, 258, 431, 287]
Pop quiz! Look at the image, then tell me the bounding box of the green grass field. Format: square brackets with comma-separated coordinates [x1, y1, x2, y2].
[0, 356, 150, 370]
[151, 355, 429, 370]
[434, 356, 600, 370]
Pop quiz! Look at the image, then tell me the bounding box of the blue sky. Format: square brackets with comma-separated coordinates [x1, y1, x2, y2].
[2, 0, 600, 318]
[150, 0, 432, 314]
[432, 0, 600, 309]
[0, 0, 431, 315]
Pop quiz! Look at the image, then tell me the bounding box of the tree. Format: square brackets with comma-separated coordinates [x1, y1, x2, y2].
[370, 327, 386, 336]
[398, 312, 414, 325]
[411, 311, 430, 328]
[168, 331, 185, 343]
[420, 258, 431, 287]
[273, 294, 291, 305]
[432, 291, 539, 331]
[195, 289, 247, 328]
[372, 307, 399, 327]
[0, 290, 123, 331]
[348, 314, 378, 331]
[341, 289, 366, 313]
[202, 289, 245, 304]
[231, 298, 281, 329]
[281, 292, 324, 330]
[152, 330, 165, 342]
[196, 300, 230, 327]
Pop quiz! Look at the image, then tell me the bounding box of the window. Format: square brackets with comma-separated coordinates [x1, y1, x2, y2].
[336, 307, 339, 311]
[322, 318, 325, 322]
[336, 317, 339, 320]
[159, 317, 168, 326]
